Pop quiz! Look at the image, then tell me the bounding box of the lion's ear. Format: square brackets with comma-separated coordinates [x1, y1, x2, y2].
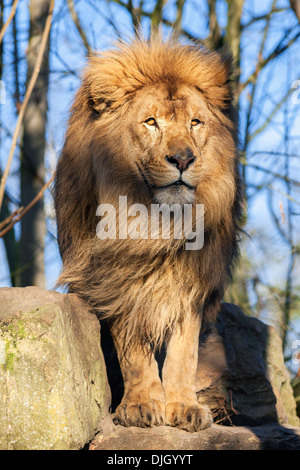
[90, 95, 111, 115]
[82, 63, 114, 116]
[87, 81, 110, 115]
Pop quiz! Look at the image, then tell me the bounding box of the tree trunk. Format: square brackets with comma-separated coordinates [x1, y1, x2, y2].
[0, 188, 20, 286]
[225, 0, 244, 99]
[20, 0, 51, 287]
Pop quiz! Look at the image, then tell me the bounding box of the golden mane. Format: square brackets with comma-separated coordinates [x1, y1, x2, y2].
[86, 37, 233, 115]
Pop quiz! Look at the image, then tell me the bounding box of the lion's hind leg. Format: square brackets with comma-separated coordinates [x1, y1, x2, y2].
[111, 332, 165, 428]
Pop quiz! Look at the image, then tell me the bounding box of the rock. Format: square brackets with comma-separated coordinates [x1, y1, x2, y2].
[196, 303, 300, 426]
[0, 287, 110, 450]
[90, 422, 300, 450]
[98, 302, 299, 451]
[1, 290, 298, 451]
[292, 376, 300, 417]
[104, 303, 299, 429]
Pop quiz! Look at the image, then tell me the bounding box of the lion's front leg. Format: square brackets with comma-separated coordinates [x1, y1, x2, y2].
[163, 313, 212, 432]
[110, 329, 165, 428]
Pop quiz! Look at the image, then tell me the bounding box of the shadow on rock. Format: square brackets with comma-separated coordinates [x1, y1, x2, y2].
[196, 303, 300, 449]
[99, 303, 300, 450]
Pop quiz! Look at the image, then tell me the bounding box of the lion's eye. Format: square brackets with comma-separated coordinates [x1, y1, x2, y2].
[145, 117, 156, 126]
[191, 119, 203, 127]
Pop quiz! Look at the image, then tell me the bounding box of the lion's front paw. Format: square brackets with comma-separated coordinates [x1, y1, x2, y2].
[113, 399, 165, 428]
[165, 402, 212, 432]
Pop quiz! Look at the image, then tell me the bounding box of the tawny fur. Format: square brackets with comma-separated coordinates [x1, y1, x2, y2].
[54, 37, 242, 356]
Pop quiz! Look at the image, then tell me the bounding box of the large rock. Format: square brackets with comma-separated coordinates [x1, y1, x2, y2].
[196, 303, 299, 426]
[104, 302, 299, 428]
[1, 290, 299, 451]
[91, 422, 300, 450]
[93, 303, 300, 451]
[0, 287, 110, 450]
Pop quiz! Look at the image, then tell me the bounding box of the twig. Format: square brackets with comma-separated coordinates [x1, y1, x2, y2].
[84, 0, 122, 40]
[248, 86, 295, 144]
[267, 184, 300, 206]
[110, 0, 199, 42]
[151, 0, 168, 32]
[67, 0, 92, 54]
[0, 206, 23, 231]
[241, 0, 277, 161]
[290, 0, 300, 22]
[0, 0, 55, 211]
[174, 0, 185, 33]
[0, 0, 19, 45]
[0, 173, 55, 238]
[242, 162, 300, 187]
[241, 8, 287, 29]
[239, 28, 300, 94]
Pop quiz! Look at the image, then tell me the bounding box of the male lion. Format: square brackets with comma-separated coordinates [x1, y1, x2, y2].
[54, 37, 242, 432]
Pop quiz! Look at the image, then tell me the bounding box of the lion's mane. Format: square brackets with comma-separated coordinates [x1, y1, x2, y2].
[54, 37, 242, 353]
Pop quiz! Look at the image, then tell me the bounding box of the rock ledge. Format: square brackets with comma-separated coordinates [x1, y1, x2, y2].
[91, 422, 300, 451]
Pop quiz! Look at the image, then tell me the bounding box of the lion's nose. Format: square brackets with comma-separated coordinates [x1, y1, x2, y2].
[166, 150, 196, 172]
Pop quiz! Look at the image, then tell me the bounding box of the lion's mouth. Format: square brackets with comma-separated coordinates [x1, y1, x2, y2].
[135, 163, 195, 197]
[154, 179, 195, 191]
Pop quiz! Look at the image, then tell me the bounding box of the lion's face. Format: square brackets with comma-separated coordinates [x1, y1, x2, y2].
[119, 82, 232, 207]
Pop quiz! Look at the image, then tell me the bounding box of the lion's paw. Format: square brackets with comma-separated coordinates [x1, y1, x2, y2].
[165, 402, 212, 432]
[113, 399, 165, 428]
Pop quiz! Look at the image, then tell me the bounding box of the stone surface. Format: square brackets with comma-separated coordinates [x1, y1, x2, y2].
[103, 303, 299, 429]
[196, 303, 300, 426]
[292, 376, 300, 417]
[0, 287, 110, 450]
[1, 290, 298, 451]
[97, 303, 300, 451]
[91, 422, 300, 450]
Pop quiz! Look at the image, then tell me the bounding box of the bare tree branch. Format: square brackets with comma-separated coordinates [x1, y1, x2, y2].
[0, 173, 55, 238]
[243, 162, 300, 187]
[0, 0, 55, 211]
[67, 0, 92, 54]
[0, 0, 19, 45]
[174, 0, 185, 33]
[248, 86, 296, 144]
[0, 206, 23, 232]
[240, 28, 300, 93]
[242, 8, 287, 29]
[84, 0, 122, 39]
[242, 0, 277, 152]
[151, 0, 168, 32]
[290, 0, 300, 22]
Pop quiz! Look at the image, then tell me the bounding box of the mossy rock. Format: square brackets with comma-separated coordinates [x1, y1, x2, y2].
[0, 287, 110, 450]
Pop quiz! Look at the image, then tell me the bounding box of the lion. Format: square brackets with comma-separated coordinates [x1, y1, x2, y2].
[54, 36, 242, 432]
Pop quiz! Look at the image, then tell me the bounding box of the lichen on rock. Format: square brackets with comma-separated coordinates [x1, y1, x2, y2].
[0, 287, 110, 450]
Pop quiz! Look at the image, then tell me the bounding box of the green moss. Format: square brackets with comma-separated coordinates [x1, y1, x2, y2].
[0, 340, 16, 371]
[0, 318, 27, 372]
[4, 341, 15, 371]
[1, 319, 25, 341]
[0, 311, 51, 372]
